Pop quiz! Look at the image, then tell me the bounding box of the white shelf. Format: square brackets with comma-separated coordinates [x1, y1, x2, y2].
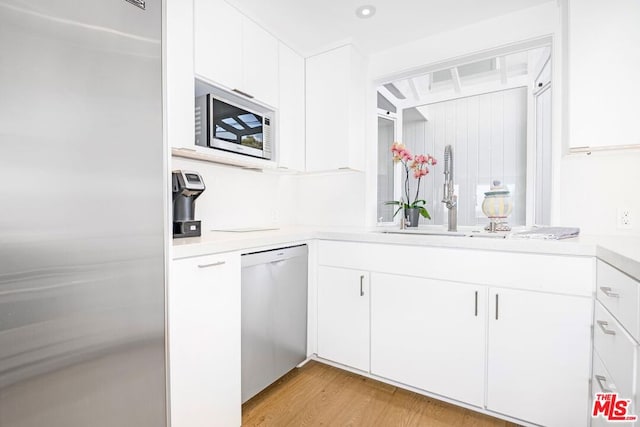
[171, 147, 285, 171]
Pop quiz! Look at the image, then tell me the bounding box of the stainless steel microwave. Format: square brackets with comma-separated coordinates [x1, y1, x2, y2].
[195, 94, 273, 160]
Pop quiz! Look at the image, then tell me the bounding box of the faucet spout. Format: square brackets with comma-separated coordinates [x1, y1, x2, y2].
[442, 145, 457, 232]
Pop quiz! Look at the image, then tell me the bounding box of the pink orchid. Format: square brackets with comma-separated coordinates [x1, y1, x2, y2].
[386, 141, 439, 222]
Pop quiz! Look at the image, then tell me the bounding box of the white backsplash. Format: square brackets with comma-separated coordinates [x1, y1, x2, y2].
[559, 151, 640, 236]
[294, 171, 367, 227]
[171, 157, 367, 230]
[171, 157, 295, 231]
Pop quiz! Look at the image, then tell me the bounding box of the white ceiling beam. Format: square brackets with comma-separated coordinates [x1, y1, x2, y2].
[498, 56, 508, 84]
[400, 74, 530, 110]
[450, 67, 461, 93]
[415, 106, 431, 121]
[377, 85, 401, 106]
[391, 80, 411, 100]
[408, 78, 420, 100]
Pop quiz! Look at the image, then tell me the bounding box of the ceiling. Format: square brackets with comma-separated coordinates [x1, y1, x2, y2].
[226, 0, 553, 56]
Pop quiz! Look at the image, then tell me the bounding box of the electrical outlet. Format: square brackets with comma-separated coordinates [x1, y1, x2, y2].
[617, 208, 633, 229]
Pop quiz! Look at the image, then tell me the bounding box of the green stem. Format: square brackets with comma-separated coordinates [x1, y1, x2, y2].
[404, 162, 410, 207]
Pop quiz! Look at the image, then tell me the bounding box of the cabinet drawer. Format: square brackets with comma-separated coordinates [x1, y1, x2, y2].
[592, 351, 618, 394]
[597, 260, 640, 340]
[591, 352, 620, 427]
[593, 302, 636, 400]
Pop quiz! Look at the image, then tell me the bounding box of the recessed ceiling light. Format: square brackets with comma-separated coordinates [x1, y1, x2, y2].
[355, 5, 376, 19]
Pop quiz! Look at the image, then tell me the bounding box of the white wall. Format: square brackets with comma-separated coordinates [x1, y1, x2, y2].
[559, 152, 640, 235]
[171, 157, 296, 230]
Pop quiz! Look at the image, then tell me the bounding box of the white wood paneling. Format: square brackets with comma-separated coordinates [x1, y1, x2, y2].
[377, 116, 396, 222]
[403, 87, 527, 226]
[535, 85, 552, 225]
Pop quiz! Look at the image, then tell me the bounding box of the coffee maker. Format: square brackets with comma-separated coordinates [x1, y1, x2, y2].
[172, 170, 205, 238]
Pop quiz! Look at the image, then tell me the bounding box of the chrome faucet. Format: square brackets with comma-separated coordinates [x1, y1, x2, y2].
[442, 145, 458, 232]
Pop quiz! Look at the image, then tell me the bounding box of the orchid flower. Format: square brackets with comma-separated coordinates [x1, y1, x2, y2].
[385, 142, 438, 221]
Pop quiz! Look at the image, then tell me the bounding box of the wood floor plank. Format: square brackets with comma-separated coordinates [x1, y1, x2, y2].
[242, 361, 516, 427]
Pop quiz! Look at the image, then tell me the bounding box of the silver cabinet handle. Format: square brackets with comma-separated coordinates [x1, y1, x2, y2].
[595, 375, 613, 393]
[360, 275, 365, 296]
[232, 88, 254, 99]
[597, 320, 616, 336]
[600, 287, 620, 298]
[495, 294, 499, 320]
[474, 291, 478, 317]
[198, 261, 226, 269]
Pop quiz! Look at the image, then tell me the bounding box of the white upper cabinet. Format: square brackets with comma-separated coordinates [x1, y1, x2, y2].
[194, 0, 279, 108]
[306, 45, 366, 172]
[194, 0, 242, 92]
[242, 21, 279, 108]
[568, 0, 640, 149]
[278, 43, 305, 171]
[166, 0, 195, 149]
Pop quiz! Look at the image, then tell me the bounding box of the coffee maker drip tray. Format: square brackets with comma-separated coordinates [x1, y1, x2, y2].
[173, 220, 201, 238]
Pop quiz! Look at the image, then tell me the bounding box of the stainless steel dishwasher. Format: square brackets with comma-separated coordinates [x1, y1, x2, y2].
[241, 244, 308, 403]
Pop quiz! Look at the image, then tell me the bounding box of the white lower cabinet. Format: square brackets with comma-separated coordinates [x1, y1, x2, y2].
[592, 260, 640, 425]
[370, 273, 486, 407]
[486, 288, 592, 427]
[317, 266, 370, 372]
[316, 241, 596, 426]
[170, 252, 241, 427]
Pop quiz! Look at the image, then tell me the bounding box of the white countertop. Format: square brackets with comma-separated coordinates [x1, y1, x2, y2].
[172, 225, 640, 279]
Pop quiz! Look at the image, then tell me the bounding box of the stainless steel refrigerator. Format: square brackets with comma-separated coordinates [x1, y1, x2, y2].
[0, 1, 167, 426]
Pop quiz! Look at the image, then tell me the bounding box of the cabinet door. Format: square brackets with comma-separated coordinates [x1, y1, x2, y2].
[371, 273, 486, 407]
[568, 0, 640, 148]
[242, 18, 279, 107]
[194, 0, 242, 90]
[487, 288, 592, 427]
[317, 266, 369, 371]
[170, 253, 241, 427]
[278, 43, 305, 171]
[305, 47, 351, 171]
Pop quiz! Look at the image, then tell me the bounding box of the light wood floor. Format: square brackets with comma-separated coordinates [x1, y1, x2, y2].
[242, 361, 516, 426]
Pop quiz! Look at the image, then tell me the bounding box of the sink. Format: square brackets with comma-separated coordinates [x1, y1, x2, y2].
[378, 229, 508, 239]
[379, 229, 468, 237]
